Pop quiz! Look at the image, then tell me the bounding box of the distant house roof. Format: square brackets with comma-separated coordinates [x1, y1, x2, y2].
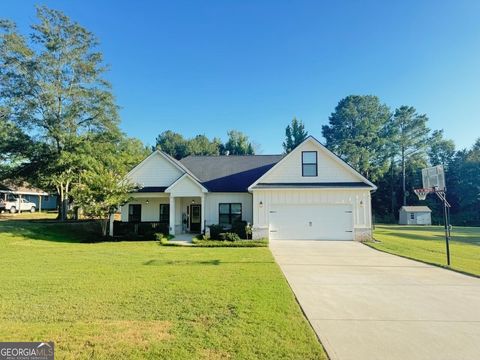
[179, 155, 284, 192]
[0, 181, 49, 196]
[400, 206, 432, 213]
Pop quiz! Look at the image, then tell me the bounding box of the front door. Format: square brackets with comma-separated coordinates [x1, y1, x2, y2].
[190, 204, 201, 232]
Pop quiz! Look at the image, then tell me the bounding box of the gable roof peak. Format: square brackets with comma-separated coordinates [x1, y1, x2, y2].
[247, 135, 377, 191]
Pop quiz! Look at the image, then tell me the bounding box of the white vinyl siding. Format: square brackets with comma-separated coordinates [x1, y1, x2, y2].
[166, 175, 205, 197]
[204, 193, 253, 226]
[259, 141, 359, 184]
[399, 210, 432, 225]
[121, 196, 169, 222]
[126, 152, 183, 187]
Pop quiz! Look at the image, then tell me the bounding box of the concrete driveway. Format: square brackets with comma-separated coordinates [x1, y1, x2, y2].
[270, 240, 480, 360]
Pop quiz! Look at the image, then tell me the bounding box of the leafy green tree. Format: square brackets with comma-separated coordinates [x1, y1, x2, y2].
[155, 130, 256, 158]
[72, 165, 135, 237]
[187, 135, 221, 156]
[322, 95, 391, 181]
[155, 131, 188, 159]
[0, 118, 32, 176]
[0, 7, 119, 220]
[390, 106, 430, 206]
[446, 139, 480, 225]
[428, 130, 455, 168]
[62, 134, 147, 222]
[283, 117, 308, 153]
[223, 130, 255, 155]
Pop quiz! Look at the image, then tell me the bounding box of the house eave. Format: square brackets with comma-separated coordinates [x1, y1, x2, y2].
[250, 182, 375, 190]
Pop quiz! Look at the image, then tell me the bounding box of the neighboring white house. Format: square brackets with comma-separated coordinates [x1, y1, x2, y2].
[399, 206, 432, 225]
[119, 136, 377, 241]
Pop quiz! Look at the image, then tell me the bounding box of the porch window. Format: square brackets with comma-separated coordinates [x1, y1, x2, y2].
[128, 204, 142, 222]
[159, 204, 170, 223]
[219, 203, 242, 227]
[302, 151, 318, 177]
[410, 213, 415, 220]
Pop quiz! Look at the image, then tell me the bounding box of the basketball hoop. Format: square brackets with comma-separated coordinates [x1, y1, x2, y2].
[414, 188, 433, 201]
[415, 165, 451, 266]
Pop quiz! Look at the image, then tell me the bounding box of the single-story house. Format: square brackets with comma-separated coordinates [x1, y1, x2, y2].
[119, 136, 376, 241]
[399, 206, 432, 225]
[0, 182, 57, 211]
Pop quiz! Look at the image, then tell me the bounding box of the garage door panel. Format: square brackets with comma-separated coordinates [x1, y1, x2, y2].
[269, 204, 353, 240]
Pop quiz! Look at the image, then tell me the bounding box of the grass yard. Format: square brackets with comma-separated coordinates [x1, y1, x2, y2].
[0, 211, 58, 221]
[371, 225, 480, 276]
[0, 221, 325, 359]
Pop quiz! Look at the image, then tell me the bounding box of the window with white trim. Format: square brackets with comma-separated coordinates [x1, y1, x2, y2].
[302, 151, 317, 177]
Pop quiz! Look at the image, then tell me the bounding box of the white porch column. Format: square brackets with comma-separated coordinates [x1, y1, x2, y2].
[169, 196, 176, 235]
[200, 194, 205, 233]
[109, 214, 114, 237]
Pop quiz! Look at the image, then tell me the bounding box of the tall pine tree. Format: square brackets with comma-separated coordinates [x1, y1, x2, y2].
[322, 95, 391, 181]
[283, 117, 308, 153]
[390, 106, 430, 206]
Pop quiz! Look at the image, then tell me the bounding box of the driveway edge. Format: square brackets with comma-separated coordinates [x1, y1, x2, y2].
[271, 251, 332, 360]
[362, 241, 480, 279]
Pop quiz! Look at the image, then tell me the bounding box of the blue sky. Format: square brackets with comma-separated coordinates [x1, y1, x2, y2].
[1, 0, 479, 153]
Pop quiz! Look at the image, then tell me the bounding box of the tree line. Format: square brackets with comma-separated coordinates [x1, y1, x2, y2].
[155, 130, 255, 159]
[1, 7, 478, 229]
[321, 95, 479, 226]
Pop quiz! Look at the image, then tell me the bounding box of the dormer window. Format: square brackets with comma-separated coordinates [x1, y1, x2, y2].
[302, 151, 317, 177]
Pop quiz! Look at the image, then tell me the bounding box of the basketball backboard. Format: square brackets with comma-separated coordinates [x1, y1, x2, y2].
[421, 165, 445, 191]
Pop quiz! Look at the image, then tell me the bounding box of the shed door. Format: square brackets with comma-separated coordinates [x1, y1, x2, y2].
[416, 213, 429, 225]
[269, 204, 353, 240]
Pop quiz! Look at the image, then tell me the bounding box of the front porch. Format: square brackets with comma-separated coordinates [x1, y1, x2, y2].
[120, 193, 205, 236]
[119, 172, 209, 237]
[168, 195, 205, 235]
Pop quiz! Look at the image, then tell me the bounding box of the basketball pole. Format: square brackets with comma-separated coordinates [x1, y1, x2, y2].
[435, 189, 451, 266]
[418, 165, 451, 266]
[415, 187, 452, 266]
[442, 194, 451, 266]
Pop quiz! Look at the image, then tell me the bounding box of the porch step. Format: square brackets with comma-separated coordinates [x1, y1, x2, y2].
[168, 233, 195, 246]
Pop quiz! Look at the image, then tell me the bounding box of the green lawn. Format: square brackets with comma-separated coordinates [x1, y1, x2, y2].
[0, 211, 58, 221]
[371, 225, 480, 276]
[0, 221, 325, 359]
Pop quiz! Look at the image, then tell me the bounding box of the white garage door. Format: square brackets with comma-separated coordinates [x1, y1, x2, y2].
[269, 204, 353, 240]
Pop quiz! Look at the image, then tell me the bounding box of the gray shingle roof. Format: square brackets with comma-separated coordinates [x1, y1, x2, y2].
[400, 206, 432, 213]
[179, 155, 284, 192]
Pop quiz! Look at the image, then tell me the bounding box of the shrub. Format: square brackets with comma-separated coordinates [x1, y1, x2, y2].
[154, 233, 166, 241]
[154, 233, 175, 245]
[219, 232, 241, 242]
[231, 220, 247, 238]
[192, 238, 268, 247]
[209, 224, 224, 240]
